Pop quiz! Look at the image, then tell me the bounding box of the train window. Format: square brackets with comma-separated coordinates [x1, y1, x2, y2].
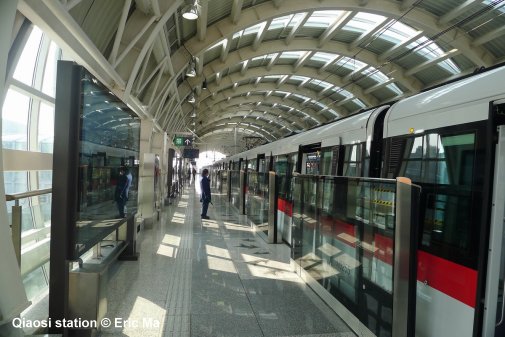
[320, 149, 333, 175]
[393, 131, 478, 267]
[275, 155, 294, 201]
[247, 160, 256, 171]
[343, 144, 362, 177]
[305, 152, 320, 174]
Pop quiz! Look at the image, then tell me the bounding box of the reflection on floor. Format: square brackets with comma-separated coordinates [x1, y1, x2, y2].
[101, 183, 357, 337]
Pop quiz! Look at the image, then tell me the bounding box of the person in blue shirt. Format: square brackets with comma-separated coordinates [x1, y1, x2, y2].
[199, 168, 211, 219]
[115, 166, 132, 218]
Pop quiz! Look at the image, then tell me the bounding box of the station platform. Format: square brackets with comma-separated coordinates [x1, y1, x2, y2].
[101, 180, 357, 337]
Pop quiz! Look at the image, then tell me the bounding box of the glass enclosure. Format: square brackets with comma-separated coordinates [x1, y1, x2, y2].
[292, 175, 396, 337]
[230, 170, 240, 209]
[246, 171, 270, 235]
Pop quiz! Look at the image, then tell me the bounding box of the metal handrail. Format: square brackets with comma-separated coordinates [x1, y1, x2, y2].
[6, 188, 52, 267]
[6, 188, 52, 201]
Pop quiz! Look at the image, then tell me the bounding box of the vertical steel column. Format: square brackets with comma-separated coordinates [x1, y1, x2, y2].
[11, 201, 22, 266]
[239, 170, 245, 215]
[392, 177, 419, 337]
[227, 170, 232, 202]
[267, 171, 279, 244]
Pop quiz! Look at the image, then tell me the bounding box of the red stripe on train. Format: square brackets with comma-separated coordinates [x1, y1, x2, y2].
[417, 250, 477, 308]
[277, 198, 293, 216]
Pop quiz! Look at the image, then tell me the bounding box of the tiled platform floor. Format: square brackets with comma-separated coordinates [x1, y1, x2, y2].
[101, 179, 357, 337]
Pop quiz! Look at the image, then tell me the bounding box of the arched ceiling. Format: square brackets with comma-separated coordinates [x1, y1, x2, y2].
[18, 0, 505, 154]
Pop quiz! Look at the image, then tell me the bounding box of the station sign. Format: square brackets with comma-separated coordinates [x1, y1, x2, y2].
[173, 136, 193, 147]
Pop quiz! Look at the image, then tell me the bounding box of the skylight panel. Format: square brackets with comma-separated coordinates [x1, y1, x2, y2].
[408, 37, 460, 74]
[243, 22, 264, 36]
[387, 83, 403, 95]
[207, 39, 226, 52]
[309, 79, 333, 90]
[438, 60, 461, 75]
[269, 14, 292, 30]
[280, 51, 304, 59]
[292, 93, 310, 101]
[353, 99, 367, 108]
[311, 52, 339, 63]
[306, 10, 345, 28]
[335, 57, 367, 71]
[264, 75, 282, 79]
[331, 87, 353, 98]
[313, 101, 327, 109]
[287, 12, 308, 28]
[289, 75, 311, 83]
[381, 21, 418, 44]
[343, 12, 387, 34]
[362, 66, 389, 82]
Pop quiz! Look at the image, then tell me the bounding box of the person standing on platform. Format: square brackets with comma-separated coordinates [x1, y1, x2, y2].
[192, 167, 197, 182]
[200, 168, 211, 219]
[115, 166, 132, 218]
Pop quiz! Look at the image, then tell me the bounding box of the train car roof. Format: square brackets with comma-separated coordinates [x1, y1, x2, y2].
[224, 107, 384, 160]
[385, 65, 505, 137]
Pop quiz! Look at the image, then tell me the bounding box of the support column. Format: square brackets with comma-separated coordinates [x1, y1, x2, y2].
[0, 1, 30, 335]
[138, 120, 156, 226]
[151, 132, 164, 212]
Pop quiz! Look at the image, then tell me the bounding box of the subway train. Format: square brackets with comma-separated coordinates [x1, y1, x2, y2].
[209, 64, 505, 337]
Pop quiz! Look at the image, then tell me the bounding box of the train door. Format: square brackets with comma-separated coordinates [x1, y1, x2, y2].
[297, 143, 321, 174]
[483, 102, 505, 337]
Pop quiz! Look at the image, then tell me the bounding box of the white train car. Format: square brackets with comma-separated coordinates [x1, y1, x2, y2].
[212, 65, 505, 337]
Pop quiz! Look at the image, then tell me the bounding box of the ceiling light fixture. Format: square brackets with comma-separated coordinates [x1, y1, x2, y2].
[182, 1, 199, 20]
[186, 58, 196, 77]
[187, 92, 196, 103]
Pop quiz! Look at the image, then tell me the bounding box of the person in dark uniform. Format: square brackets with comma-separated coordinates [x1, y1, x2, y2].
[115, 166, 131, 218]
[199, 168, 211, 219]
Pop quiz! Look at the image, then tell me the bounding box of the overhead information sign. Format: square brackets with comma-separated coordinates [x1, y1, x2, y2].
[173, 136, 193, 147]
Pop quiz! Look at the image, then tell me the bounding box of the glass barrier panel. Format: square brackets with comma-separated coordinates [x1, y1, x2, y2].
[292, 175, 396, 337]
[245, 172, 270, 235]
[218, 170, 229, 195]
[230, 170, 240, 209]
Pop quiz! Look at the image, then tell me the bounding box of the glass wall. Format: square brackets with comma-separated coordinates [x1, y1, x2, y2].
[1, 25, 62, 321]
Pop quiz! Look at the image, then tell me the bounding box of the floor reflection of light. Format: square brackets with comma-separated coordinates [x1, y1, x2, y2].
[239, 253, 299, 281]
[337, 232, 357, 244]
[156, 244, 177, 258]
[240, 253, 293, 272]
[177, 201, 188, 207]
[205, 244, 231, 259]
[172, 217, 186, 223]
[123, 296, 166, 336]
[202, 221, 219, 228]
[162, 234, 181, 246]
[173, 212, 185, 218]
[157, 234, 180, 258]
[224, 222, 250, 231]
[206, 256, 237, 274]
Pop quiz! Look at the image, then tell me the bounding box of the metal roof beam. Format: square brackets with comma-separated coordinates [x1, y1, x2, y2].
[230, 0, 244, 24]
[405, 49, 460, 76]
[351, 18, 392, 50]
[439, 0, 480, 25]
[253, 19, 271, 51]
[285, 11, 310, 45]
[378, 30, 423, 62]
[318, 11, 354, 48]
[473, 25, 505, 46]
